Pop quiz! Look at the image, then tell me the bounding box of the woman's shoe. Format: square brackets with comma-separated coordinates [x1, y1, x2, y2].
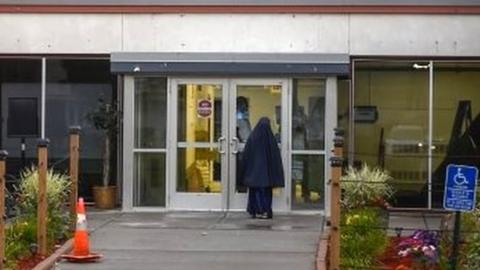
[257, 213, 270, 219]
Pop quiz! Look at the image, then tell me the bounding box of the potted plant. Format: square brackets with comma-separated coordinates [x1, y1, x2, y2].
[87, 98, 118, 209]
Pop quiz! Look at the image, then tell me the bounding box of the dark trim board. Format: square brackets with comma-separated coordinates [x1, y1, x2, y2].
[1, 0, 480, 6]
[1, 5, 480, 14]
[110, 52, 350, 77]
[111, 62, 350, 77]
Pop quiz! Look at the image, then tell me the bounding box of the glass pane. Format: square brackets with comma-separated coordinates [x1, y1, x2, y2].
[134, 153, 166, 206]
[291, 155, 324, 210]
[45, 59, 113, 200]
[135, 78, 167, 148]
[235, 147, 247, 193]
[177, 147, 222, 193]
[292, 79, 326, 150]
[235, 84, 282, 195]
[1, 59, 41, 175]
[432, 62, 480, 208]
[178, 84, 222, 143]
[354, 61, 429, 208]
[236, 84, 282, 143]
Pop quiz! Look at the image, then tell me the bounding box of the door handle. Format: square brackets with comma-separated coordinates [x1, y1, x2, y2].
[218, 136, 226, 154]
[230, 137, 239, 154]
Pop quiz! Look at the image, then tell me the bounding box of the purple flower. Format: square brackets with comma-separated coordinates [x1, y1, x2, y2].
[396, 230, 439, 265]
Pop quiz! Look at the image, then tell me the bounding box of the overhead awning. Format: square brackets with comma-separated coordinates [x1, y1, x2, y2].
[110, 52, 350, 77]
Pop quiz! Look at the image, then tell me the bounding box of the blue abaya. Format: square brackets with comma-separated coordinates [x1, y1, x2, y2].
[241, 117, 285, 218]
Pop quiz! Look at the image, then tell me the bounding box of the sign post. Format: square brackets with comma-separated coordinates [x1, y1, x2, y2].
[443, 164, 479, 270]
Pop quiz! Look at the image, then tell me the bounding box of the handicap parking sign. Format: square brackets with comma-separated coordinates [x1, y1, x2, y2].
[444, 164, 479, 212]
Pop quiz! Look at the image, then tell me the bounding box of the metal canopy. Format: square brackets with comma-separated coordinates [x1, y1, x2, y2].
[110, 52, 350, 77]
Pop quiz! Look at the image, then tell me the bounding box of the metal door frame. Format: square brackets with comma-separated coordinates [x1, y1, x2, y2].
[168, 78, 230, 210]
[227, 78, 290, 211]
[122, 76, 337, 213]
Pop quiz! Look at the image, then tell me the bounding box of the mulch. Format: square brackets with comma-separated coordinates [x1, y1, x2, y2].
[15, 254, 47, 270]
[14, 243, 64, 270]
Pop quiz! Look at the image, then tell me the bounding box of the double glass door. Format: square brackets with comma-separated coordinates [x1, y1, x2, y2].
[170, 79, 288, 211]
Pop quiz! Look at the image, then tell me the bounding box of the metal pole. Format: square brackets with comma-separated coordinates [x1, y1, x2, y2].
[41, 58, 46, 139]
[450, 211, 461, 270]
[349, 60, 355, 167]
[37, 139, 49, 256]
[0, 150, 8, 270]
[428, 61, 434, 209]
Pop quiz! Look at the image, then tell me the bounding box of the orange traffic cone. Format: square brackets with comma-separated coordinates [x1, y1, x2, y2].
[62, 197, 103, 262]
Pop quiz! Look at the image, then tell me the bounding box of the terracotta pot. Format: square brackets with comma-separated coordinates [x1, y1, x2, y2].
[93, 186, 117, 209]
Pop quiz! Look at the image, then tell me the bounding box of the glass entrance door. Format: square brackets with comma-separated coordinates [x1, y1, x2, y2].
[171, 79, 228, 210]
[227, 79, 288, 211]
[170, 78, 288, 211]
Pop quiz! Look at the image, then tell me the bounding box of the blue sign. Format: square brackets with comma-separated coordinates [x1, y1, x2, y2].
[444, 164, 478, 212]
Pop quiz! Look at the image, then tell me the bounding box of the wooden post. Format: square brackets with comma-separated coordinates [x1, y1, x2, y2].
[37, 139, 49, 256]
[329, 135, 344, 270]
[0, 150, 8, 270]
[69, 126, 81, 231]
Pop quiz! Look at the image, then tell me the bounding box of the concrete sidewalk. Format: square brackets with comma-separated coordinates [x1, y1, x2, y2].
[58, 211, 324, 270]
[57, 210, 445, 270]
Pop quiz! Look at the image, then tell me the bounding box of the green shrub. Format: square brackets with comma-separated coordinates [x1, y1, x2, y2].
[460, 209, 480, 269]
[438, 209, 480, 270]
[5, 167, 71, 267]
[17, 167, 71, 213]
[341, 164, 394, 209]
[5, 217, 36, 259]
[464, 232, 480, 269]
[340, 208, 389, 269]
[18, 167, 72, 244]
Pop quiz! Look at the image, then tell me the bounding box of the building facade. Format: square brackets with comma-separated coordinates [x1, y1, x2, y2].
[1, 0, 479, 212]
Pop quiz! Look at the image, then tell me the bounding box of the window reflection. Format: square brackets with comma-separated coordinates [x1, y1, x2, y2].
[292, 79, 326, 150]
[291, 155, 324, 210]
[45, 59, 114, 200]
[354, 61, 429, 208]
[135, 153, 166, 206]
[135, 78, 167, 148]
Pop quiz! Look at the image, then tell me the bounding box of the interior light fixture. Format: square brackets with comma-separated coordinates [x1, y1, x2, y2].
[413, 63, 430, 69]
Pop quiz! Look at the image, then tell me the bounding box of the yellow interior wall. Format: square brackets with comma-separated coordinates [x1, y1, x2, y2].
[238, 86, 281, 132]
[355, 68, 480, 188]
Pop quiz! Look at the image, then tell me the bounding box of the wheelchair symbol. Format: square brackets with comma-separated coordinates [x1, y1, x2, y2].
[453, 168, 468, 185]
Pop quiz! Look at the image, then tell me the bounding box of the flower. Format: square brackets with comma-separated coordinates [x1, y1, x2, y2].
[396, 230, 439, 266]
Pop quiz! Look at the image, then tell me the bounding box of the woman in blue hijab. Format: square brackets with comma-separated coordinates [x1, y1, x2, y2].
[241, 117, 285, 219]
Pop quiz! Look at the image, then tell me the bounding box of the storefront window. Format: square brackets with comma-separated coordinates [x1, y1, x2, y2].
[134, 77, 167, 205]
[0, 59, 41, 177]
[46, 59, 114, 199]
[135, 153, 166, 206]
[292, 79, 325, 150]
[291, 79, 325, 210]
[432, 62, 480, 207]
[135, 78, 167, 149]
[354, 61, 429, 207]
